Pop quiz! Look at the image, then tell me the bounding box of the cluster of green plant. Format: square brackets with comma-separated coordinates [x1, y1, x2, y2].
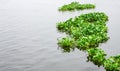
[87, 48, 106, 67]
[76, 33, 109, 50]
[86, 48, 120, 71]
[57, 2, 120, 71]
[103, 55, 120, 71]
[57, 12, 108, 33]
[57, 12, 109, 50]
[59, 2, 95, 11]
[87, 49, 120, 70]
[58, 37, 75, 52]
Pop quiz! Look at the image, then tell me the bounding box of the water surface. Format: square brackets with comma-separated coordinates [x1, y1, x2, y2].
[0, 0, 120, 71]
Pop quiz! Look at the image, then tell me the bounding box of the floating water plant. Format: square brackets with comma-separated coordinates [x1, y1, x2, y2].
[57, 12, 108, 34]
[76, 33, 109, 50]
[57, 2, 120, 71]
[57, 12, 109, 50]
[57, 12, 110, 70]
[59, 2, 95, 11]
[58, 37, 75, 52]
[87, 48, 106, 67]
[103, 55, 120, 71]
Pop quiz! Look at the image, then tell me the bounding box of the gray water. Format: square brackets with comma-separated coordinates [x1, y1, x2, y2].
[0, 0, 120, 71]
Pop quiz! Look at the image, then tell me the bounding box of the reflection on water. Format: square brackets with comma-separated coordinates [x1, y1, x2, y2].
[0, 0, 120, 71]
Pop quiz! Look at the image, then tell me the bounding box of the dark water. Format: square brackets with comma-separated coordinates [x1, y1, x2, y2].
[0, 0, 120, 71]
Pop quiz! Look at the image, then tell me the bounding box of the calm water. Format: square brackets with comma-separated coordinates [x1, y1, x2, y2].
[0, 0, 120, 71]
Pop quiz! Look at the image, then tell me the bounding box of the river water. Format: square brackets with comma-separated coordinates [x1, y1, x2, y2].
[0, 0, 120, 71]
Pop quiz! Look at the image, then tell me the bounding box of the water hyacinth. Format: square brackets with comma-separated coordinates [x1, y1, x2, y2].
[58, 37, 75, 52]
[79, 12, 108, 23]
[59, 2, 95, 11]
[103, 55, 120, 71]
[57, 12, 108, 34]
[57, 12, 109, 51]
[76, 33, 109, 50]
[56, 3, 120, 71]
[87, 48, 106, 67]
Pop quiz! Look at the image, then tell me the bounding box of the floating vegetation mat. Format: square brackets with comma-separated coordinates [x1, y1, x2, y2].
[57, 12, 109, 51]
[87, 48, 106, 67]
[59, 2, 95, 11]
[103, 55, 120, 71]
[57, 2, 120, 71]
